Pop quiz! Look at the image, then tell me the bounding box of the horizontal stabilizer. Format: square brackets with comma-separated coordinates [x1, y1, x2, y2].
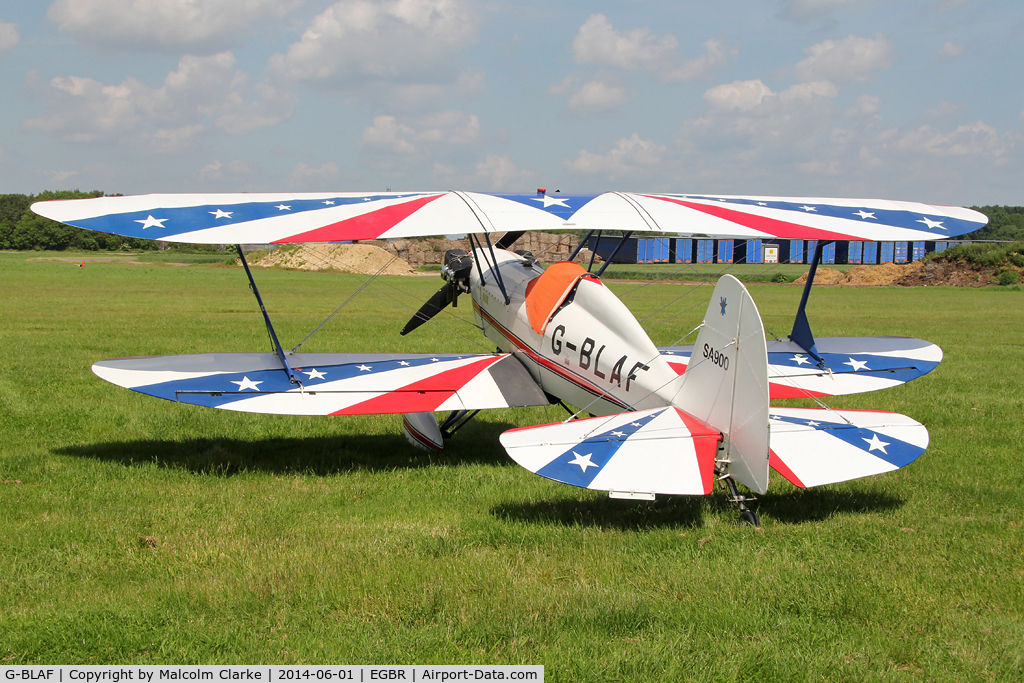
[768, 408, 928, 488]
[660, 336, 942, 398]
[92, 352, 549, 415]
[499, 408, 720, 496]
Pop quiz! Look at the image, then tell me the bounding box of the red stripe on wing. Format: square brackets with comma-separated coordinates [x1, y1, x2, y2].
[769, 449, 807, 488]
[332, 356, 502, 415]
[643, 195, 857, 241]
[273, 194, 446, 243]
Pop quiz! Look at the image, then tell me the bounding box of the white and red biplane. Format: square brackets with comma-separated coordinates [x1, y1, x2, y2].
[33, 191, 986, 524]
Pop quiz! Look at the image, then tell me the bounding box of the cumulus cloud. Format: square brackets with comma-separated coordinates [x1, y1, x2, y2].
[564, 134, 666, 179]
[196, 159, 254, 181]
[779, 0, 867, 21]
[360, 111, 480, 154]
[845, 94, 881, 118]
[24, 53, 293, 149]
[0, 21, 18, 55]
[897, 121, 1012, 159]
[288, 161, 341, 189]
[269, 0, 477, 102]
[794, 33, 895, 82]
[475, 154, 532, 190]
[703, 80, 775, 112]
[47, 0, 303, 52]
[571, 14, 735, 82]
[938, 41, 965, 60]
[566, 80, 628, 113]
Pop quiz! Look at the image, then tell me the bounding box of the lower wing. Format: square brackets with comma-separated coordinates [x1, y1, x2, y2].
[660, 336, 942, 398]
[92, 352, 550, 415]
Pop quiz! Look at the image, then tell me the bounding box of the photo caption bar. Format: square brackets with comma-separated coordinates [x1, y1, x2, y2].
[1, 666, 543, 683]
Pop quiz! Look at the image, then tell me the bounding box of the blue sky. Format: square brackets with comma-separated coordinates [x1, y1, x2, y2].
[0, 0, 1020, 205]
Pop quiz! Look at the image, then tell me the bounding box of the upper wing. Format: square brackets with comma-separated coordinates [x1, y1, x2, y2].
[660, 336, 942, 399]
[31, 191, 986, 244]
[92, 351, 550, 415]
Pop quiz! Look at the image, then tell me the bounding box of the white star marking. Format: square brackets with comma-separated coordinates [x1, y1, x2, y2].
[770, 414, 779, 420]
[799, 205, 817, 212]
[398, 360, 411, 366]
[863, 433, 890, 454]
[844, 357, 870, 372]
[630, 422, 641, 428]
[568, 451, 598, 472]
[758, 202, 768, 206]
[806, 420, 820, 427]
[854, 210, 876, 220]
[209, 209, 233, 219]
[303, 368, 326, 380]
[135, 215, 168, 229]
[917, 217, 945, 230]
[431, 358, 440, 362]
[323, 200, 335, 205]
[275, 204, 291, 211]
[610, 431, 626, 437]
[790, 355, 811, 365]
[530, 194, 570, 209]
[357, 364, 372, 372]
[231, 376, 262, 391]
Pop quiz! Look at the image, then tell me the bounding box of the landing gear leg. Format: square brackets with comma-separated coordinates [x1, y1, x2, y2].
[439, 409, 480, 439]
[722, 475, 761, 527]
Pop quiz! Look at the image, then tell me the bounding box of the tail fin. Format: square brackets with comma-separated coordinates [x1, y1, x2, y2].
[670, 275, 770, 494]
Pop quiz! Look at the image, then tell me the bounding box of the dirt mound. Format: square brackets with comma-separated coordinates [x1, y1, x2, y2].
[793, 262, 923, 286]
[252, 244, 416, 276]
[896, 261, 1010, 287]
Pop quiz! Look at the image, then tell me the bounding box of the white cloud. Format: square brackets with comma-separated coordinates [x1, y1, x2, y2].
[0, 21, 18, 55]
[24, 53, 293, 149]
[269, 0, 477, 98]
[794, 33, 895, 82]
[567, 80, 628, 113]
[780, 0, 867, 21]
[704, 80, 775, 112]
[779, 80, 839, 103]
[196, 159, 254, 181]
[845, 94, 881, 118]
[475, 154, 532, 190]
[897, 121, 1012, 159]
[938, 42, 965, 60]
[288, 161, 341, 189]
[564, 133, 666, 178]
[360, 111, 480, 154]
[571, 15, 735, 82]
[47, 0, 303, 51]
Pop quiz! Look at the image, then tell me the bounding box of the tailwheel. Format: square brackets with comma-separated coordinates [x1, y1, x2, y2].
[721, 474, 761, 528]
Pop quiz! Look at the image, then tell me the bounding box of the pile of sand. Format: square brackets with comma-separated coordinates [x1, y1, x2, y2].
[793, 262, 924, 286]
[251, 244, 416, 276]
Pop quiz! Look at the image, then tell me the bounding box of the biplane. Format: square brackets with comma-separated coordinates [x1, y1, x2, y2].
[32, 191, 986, 524]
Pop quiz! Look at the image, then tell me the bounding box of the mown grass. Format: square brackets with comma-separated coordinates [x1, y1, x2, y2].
[1, 253, 1023, 679]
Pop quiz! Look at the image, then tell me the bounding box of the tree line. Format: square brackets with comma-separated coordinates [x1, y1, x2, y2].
[2, 191, 1022, 252]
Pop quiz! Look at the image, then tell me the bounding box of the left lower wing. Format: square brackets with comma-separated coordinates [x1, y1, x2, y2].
[92, 352, 550, 415]
[32, 191, 986, 244]
[660, 336, 942, 398]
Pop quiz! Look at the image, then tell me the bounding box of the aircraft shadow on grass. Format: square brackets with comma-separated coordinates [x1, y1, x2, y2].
[492, 484, 904, 530]
[54, 422, 517, 476]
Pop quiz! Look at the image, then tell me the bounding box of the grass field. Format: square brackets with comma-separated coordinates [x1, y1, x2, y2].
[1, 251, 1023, 680]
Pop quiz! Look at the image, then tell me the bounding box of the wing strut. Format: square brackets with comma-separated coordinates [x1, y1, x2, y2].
[596, 232, 634, 277]
[469, 232, 511, 304]
[788, 240, 826, 364]
[235, 245, 302, 387]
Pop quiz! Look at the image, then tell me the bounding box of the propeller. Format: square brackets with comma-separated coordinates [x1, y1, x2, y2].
[400, 249, 473, 335]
